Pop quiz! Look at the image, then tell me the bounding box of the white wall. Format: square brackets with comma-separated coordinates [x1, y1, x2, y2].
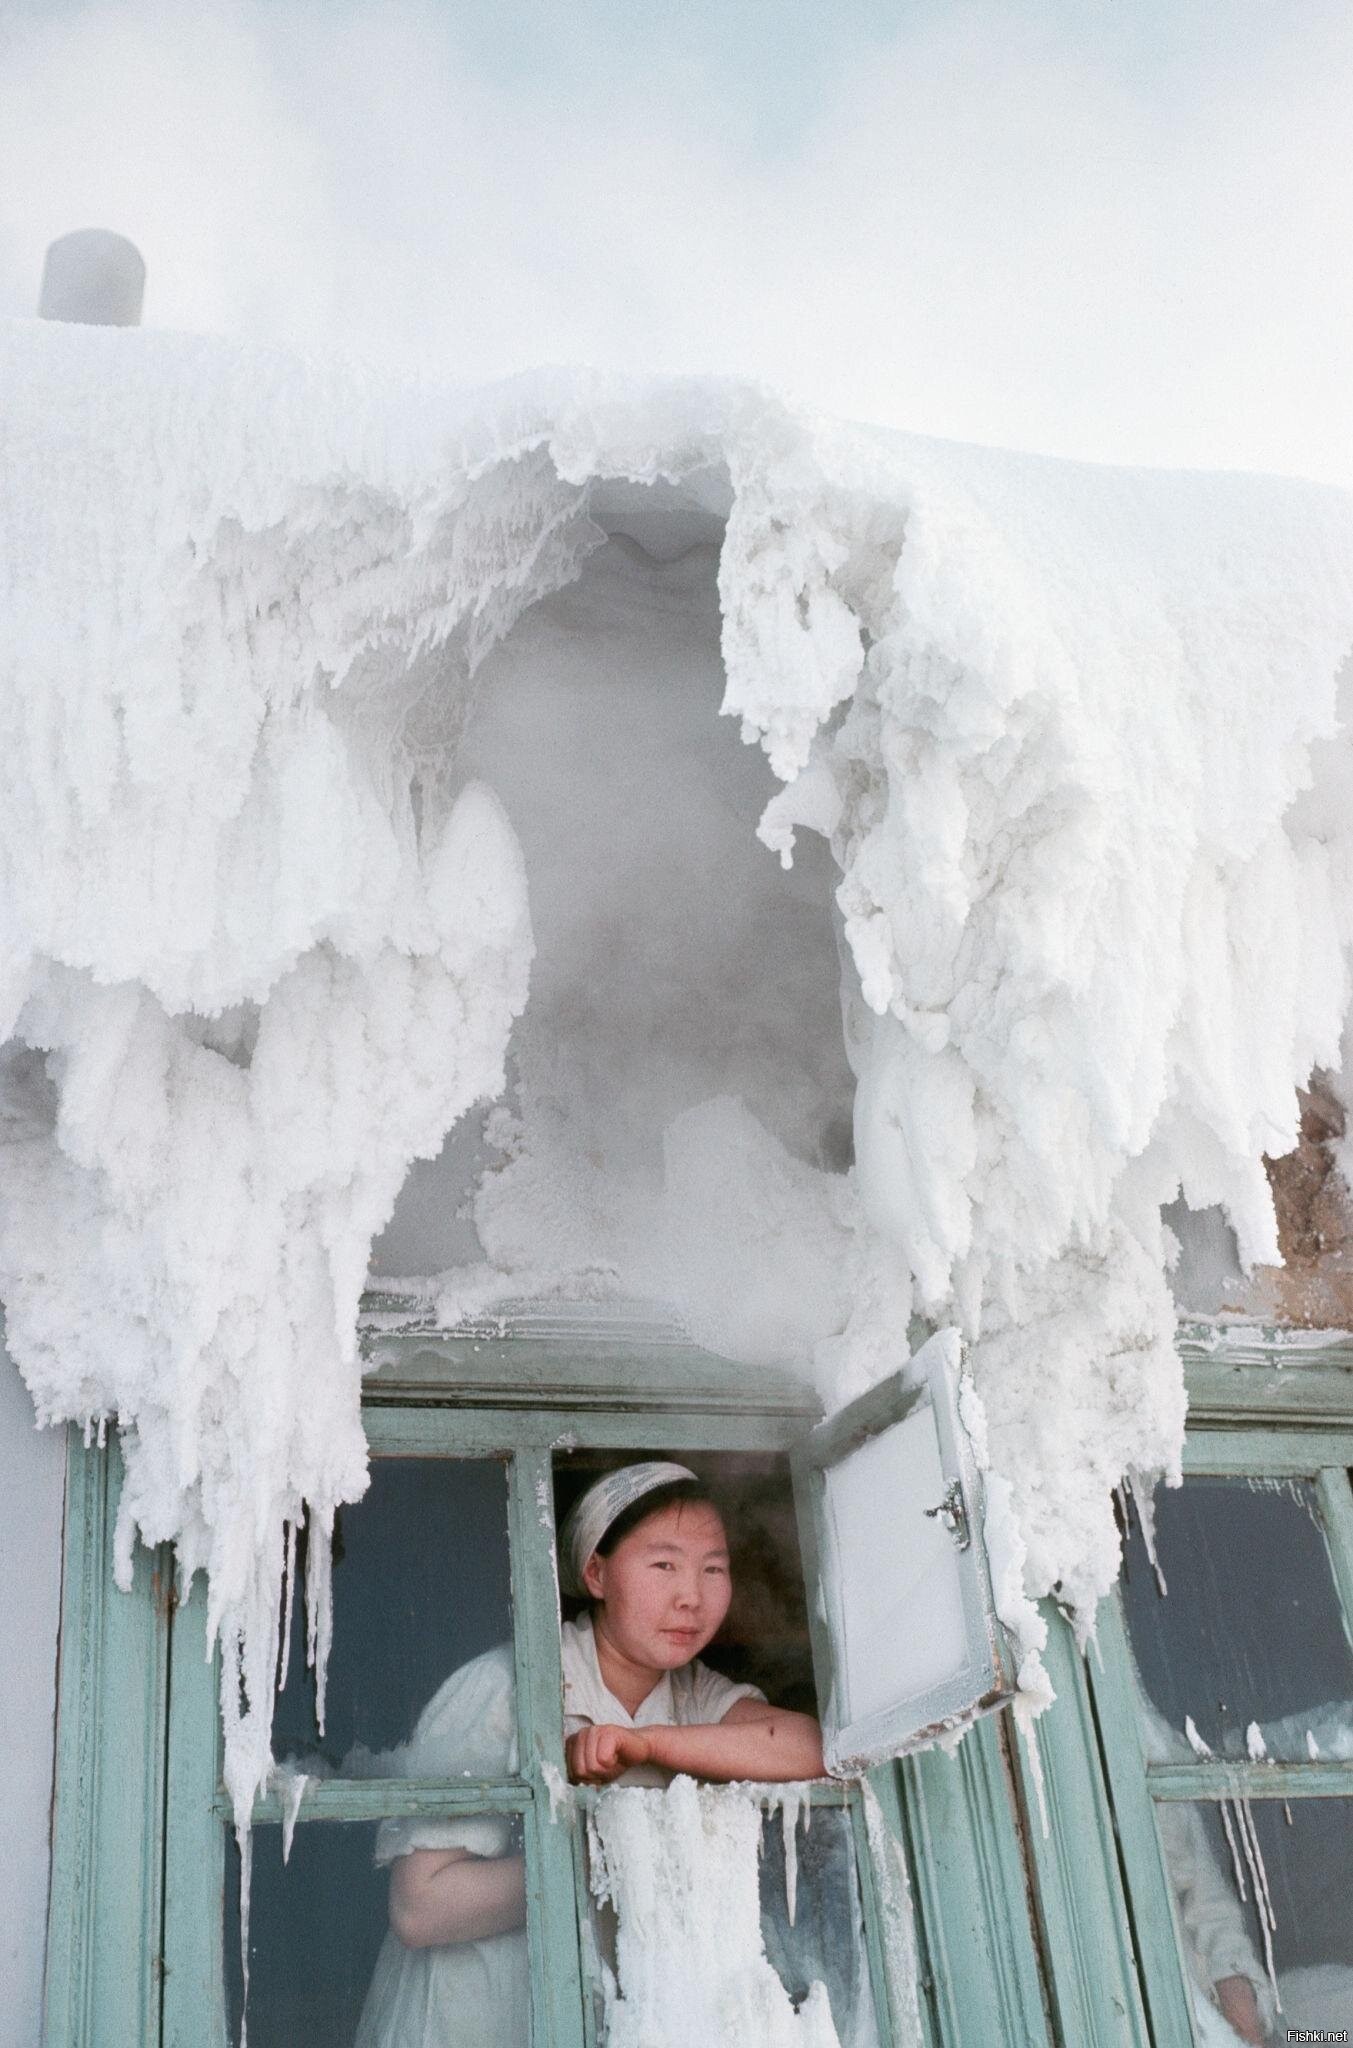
[0, 1334, 66, 2048]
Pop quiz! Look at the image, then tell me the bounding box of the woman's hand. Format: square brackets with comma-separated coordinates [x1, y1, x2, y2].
[565, 1723, 655, 1784]
[1214, 1975, 1268, 2045]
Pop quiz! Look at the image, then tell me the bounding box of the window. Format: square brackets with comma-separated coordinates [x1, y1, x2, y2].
[1061, 1337, 1353, 2048]
[46, 1314, 1024, 2048]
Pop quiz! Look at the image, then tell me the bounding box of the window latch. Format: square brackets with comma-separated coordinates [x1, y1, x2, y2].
[924, 1479, 971, 1551]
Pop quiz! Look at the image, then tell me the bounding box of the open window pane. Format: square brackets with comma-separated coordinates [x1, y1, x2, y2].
[227, 1816, 532, 2048]
[797, 1329, 1015, 1773]
[553, 1448, 818, 1714]
[1121, 1474, 1353, 1762]
[1154, 1797, 1353, 2046]
[273, 1458, 514, 1771]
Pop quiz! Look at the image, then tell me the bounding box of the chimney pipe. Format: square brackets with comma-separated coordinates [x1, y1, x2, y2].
[38, 229, 145, 326]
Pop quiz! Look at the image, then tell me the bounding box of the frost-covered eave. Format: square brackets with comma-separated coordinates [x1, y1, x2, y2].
[6, 316, 1353, 1833]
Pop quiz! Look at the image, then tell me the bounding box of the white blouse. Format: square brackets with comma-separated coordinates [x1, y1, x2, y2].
[354, 1617, 764, 2048]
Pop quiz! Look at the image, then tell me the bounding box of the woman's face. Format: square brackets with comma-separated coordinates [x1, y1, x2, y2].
[583, 1500, 733, 1672]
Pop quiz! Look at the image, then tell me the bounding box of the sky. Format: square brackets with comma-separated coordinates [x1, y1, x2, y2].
[2, 0, 1353, 487]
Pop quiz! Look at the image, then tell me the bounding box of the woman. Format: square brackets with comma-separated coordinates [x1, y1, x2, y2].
[355, 1461, 825, 2048]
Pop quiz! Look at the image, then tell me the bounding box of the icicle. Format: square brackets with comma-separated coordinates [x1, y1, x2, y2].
[587, 1780, 846, 2046]
[1217, 1798, 1249, 1904]
[1306, 1728, 1321, 1760]
[276, 1768, 308, 1865]
[1245, 1722, 1267, 1762]
[1183, 1715, 1212, 1758]
[1234, 1796, 1282, 2012]
[237, 1819, 253, 2048]
[1017, 1697, 1051, 1838]
[305, 1504, 335, 1737]
[277, 1517, 297, 1695]
[780, 1787, 802, 1928]
[1127, 1471, 1167, 1597]
[1180, 1733, 1251, 1910]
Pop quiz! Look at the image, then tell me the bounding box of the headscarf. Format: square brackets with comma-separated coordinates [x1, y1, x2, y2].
[557, 1461, 699, 1596]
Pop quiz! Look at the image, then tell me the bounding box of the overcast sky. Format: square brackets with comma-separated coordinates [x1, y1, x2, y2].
[3, 0, 1352, 487]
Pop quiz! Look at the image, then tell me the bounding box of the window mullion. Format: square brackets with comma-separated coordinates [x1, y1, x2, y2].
[1314, 1464, 1353, 1641]
[161, 1576, 226, 2048]
[1085, 1595, 1198, 2048]
[46, 1436, 173, 2048]
[852, 1768, 935, 2048]
[1182, 1428, 1353, 1476]
[508, 1446, 588, 2048]
[1146, 1760, 1353, 1801]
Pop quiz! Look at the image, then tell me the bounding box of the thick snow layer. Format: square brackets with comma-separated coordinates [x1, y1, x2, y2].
[5, 317, 1353, 1830]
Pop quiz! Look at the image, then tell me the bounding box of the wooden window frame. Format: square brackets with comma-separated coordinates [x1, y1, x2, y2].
[47, 1315, 975, 2048]
[1006, 1326, 1353, 2048]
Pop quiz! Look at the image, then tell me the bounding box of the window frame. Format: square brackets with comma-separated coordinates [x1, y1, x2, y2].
[793, 1331, 1018, 1772]
[1022, 1326, 1353, 2048]
[50, 1315, 940, 2048]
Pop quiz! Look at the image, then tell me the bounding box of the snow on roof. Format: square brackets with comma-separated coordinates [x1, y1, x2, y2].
[3, 314, 1353, 1824]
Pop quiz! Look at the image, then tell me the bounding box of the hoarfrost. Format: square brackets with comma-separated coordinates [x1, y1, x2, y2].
[587, 1777, 846, 2048]
[6, 317, 1353, 1826]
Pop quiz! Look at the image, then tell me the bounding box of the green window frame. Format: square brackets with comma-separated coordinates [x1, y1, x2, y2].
[55, 1319, 1049, 2048]
[1012, 1329, 1353, 2048]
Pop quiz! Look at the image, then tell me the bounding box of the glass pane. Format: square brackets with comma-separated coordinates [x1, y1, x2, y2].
[824, 1408, 968, 1724]
[227, 1816, 531, 2048]
[1121, 1474, 1353, 1761]
[1155, 1797, 1353, 2047]
[586, 1784, 880, 2048]
[759, 1805, 882, 2048]
[274, 1458, 514, 1770]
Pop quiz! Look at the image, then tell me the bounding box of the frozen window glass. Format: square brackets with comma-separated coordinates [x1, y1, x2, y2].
[227, 1816, 531, 2048]
[1155, 1798, 1353, 2047]
[273, 1457, 514, 1770]
[1121, 1475, 1353, 1761]
[822, 1406, 967, 1725]
[759, 1805, 882, 2048]
[585, 1784, 881, 2048]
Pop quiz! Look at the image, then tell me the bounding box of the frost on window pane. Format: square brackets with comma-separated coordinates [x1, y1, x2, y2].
[1121, 1475, 1353, 1762]
[226, 1815, 531, 2048]
[1155, 1797, 1353, 2047]
[758, 1802, 883, 2048]
[272, 1458, 514, 1773]
[822, 1409, 969, 1728]
[586, 1781, 886, 2048]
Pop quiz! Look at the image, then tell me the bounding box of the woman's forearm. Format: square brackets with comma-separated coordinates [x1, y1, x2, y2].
[644, 1709, 825, 1782]
[389, 1849, 527, 1949]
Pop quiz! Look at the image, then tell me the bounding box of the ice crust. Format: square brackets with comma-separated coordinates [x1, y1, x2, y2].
[5, 317, 1353, 1831]
[588, 1780, 847, 2048]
